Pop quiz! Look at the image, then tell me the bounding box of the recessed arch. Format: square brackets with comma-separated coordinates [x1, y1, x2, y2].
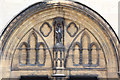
[0, 0, 120, 79]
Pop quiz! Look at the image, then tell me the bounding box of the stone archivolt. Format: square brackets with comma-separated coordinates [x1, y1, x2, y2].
[0, 0, 120, 79]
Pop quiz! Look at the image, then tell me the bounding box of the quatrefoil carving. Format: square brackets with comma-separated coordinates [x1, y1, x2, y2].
[40, 22, 52, 37]
[66, 22, 78, 37]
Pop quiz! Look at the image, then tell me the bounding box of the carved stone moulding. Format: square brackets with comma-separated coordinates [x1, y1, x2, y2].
[0, 0, 120, 79]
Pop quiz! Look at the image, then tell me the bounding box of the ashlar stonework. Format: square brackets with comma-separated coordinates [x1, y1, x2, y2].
[0, 0, 120, 80]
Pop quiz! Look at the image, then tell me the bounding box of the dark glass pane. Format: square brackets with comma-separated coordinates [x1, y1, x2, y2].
[20, 76, 50, 80]
[68, 76, 98, 80]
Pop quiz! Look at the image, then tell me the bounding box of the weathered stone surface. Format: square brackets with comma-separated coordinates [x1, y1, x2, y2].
[0, 0, 120, 80]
